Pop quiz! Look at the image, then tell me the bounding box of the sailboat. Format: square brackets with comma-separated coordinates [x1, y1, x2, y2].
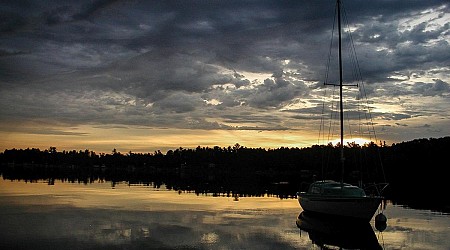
[296, 0, 387, 221]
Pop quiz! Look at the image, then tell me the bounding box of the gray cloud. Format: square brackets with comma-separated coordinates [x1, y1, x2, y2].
[0, 0, 449, 144]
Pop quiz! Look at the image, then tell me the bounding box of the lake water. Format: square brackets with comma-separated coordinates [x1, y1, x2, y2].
[0, 178, 449, 250]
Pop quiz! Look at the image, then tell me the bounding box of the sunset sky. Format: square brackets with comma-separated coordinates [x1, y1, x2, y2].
[1, 0, 449, 153]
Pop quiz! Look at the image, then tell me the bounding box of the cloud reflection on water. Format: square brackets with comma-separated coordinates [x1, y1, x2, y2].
[1, 179, 450, 249]
[0, 179, 302, 249]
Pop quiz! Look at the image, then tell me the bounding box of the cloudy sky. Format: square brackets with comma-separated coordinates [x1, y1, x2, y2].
[1, 0, 449, 153]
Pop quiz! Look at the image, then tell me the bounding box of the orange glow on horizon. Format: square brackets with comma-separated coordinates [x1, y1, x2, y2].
[327, 137, 374, 146]
[0, 126, 320, 154]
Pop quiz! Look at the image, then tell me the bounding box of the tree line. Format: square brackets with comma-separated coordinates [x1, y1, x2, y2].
[1, 136, 449, 212]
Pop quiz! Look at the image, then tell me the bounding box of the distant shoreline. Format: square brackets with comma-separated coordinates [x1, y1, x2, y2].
[2, 136, 450, 213]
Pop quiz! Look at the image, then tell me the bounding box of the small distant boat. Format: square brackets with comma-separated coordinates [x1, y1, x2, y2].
[296, 0, 387, 221]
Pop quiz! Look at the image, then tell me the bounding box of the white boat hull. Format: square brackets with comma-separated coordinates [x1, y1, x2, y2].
[297, 192, 382, 221]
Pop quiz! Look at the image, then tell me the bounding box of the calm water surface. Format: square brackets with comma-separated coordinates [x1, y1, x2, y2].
[0, 178, 449, 249]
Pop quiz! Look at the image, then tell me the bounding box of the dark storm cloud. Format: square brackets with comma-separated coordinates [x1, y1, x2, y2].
[0, 0, 449, 135]
[245, 71, 309, 108]
[412, 79, 450, 97]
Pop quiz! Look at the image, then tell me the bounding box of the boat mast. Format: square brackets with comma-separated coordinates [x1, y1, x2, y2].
[337, 0, 344, 185]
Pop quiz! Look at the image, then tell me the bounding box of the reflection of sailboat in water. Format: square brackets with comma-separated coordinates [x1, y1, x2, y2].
[296, 0, 388, 221]
[296, 211, 383, 250]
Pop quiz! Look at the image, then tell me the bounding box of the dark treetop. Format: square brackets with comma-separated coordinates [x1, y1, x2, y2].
[1, 136, 449, 213]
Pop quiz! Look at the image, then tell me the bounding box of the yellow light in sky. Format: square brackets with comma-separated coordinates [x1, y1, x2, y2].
[0, 125, 319, 154]
[329, 137, 373, 146]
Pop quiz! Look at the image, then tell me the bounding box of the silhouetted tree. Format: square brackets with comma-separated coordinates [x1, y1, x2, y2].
[1, 136, 449, 212]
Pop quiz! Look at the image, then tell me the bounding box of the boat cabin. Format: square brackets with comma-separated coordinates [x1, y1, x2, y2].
[308, 180, 366, 197]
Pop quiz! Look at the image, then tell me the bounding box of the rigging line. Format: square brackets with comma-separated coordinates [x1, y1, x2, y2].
[343, 5, 364, 86]
[318, 93, 325, 145]
[320, 0, 337, 146]
[319, 0, 339, 179]
[352, 63, 387, 183]
[339, 0, 387, 186]
[345, 94, 368, 186]
[324, 2, 338, 87]
[356, 91, 365, 141]
[342, 8, 377, 142]
[328, 87, 338, 145]
[319, 77, 330, 144]
[341, 1, 379, 143]
[344, 98, 361, 184]
[324, 86, 339, 177]
[318, 84, 333, 179]
[341, 0, 387, 184]
[319, 86, 339, 180]
[342, 5, 362, 86]
[342, 5, 369, 146]
[343, 3, 386, 183]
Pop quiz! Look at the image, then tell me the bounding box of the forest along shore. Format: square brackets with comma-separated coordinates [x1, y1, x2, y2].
[1, 136, 449, 213]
